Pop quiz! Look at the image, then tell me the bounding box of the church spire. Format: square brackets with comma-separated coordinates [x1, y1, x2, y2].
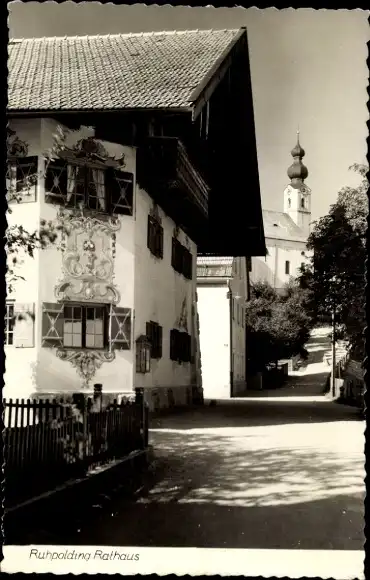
[287, 130, 308, 186]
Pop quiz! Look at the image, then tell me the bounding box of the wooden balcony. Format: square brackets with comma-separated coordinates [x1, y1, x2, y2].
[137, 136, 209, 228]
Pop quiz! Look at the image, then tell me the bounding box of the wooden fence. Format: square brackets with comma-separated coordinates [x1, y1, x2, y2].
[2, 394, 149, 507]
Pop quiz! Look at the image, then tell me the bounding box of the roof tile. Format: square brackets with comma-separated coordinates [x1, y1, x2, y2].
[8, 29, 241, 111]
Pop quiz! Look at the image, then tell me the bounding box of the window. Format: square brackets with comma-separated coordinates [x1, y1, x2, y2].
[285, 260, 290, 275]
[63, 305, 107, 349]
[171, 238, 193, 280]
[146, 321, 163, 359]
[170, 329, 191, 363]
[287, 198, 291, 208]
[4, 303, 14, 345]
[42, 302, 131, 351]
[301, 262, 305, 271]
[7, 156, 38, 203]
[301, 197, 305, 209]
[45, 160, 134, 215]
[136, 335, 151, 373]
[147, 215, 164, 259]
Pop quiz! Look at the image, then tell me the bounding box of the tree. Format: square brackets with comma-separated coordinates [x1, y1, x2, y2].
[245, 280, 314, 373]
[300, 163, 368, 360]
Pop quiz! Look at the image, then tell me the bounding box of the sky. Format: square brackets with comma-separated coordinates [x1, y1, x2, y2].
[8, 3, 369, 223]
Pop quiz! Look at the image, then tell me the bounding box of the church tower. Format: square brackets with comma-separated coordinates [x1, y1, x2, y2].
[283, 132, 311, 237]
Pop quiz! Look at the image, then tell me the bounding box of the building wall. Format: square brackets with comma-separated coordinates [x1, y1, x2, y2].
[197, 257, 249, 399]
[197, 284, 230, 399]
[230, 257, 248, 395]
[250, 237, 309, 292]
[5, 117, 199, 410]
[134, 186, 198, 410]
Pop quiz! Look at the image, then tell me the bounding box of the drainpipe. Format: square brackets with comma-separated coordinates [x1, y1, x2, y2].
[228, 280, 233, 397]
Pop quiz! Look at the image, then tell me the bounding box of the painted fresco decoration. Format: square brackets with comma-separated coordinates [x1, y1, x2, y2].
[48, 127, 126, 169]
[55, 208, 121, 304]
[177, 295, 188, 332]
[56, 349, 115, 389]
[7, 127, 29, 158]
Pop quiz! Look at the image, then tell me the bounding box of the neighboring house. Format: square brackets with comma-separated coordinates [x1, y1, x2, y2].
[250, 134, 311, 293]
[196, 257, 251, 399]
[6, 28, 264, 411]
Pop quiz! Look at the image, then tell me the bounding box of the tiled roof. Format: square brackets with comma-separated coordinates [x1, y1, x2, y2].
[197, 256, 234, 278]
[262, 210, 307, 241]
[8, 29, 242, 111]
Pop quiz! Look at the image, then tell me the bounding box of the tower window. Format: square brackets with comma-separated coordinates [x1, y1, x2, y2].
[301, 197, 305, 208]
[285, 261, 290, 275]
[288, 198, 291, 208]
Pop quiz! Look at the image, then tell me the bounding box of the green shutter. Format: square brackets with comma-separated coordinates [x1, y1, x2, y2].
[42, 302, 64, 348]
[13, 303, 35, 348]
[109, 306, 131, 350]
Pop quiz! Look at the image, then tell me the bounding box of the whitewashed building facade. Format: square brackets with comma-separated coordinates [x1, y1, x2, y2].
[197, 256, 250, 399]
[6, 29, 265, 411]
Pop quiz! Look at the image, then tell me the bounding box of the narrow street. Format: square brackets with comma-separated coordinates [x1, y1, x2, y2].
[62, 328, 364, 550]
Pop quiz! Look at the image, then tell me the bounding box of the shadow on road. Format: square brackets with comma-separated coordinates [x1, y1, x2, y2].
[150, 398, 363, 430]
[63, 426, 364, 550]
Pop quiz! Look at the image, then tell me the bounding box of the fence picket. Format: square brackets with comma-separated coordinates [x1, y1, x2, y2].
[3, 395, 147, 506]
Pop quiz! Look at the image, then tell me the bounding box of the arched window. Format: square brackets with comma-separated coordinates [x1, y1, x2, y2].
[301, 197, 305, 209]
[287, 198, 291, 208]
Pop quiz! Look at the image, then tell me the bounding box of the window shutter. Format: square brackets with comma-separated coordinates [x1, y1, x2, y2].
[157, 325, 163, 358]
[170, 329, 177, 361]
[147, 216, 153, 251]
[13, 303, 35, 348]
[8, 156, 38, 203]
[109, 306, 132, 350]
[108, 169, 134, 216]
[45, 159, 68, 204]
[42, 302, 64, 348]
[157, 224, 164, 259]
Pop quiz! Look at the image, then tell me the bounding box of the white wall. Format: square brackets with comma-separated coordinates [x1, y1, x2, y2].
[197, 284, 230, 399]
[6, 117, 199, 408]
[4, 119, 42, 399]
[230, 257, 247, 392]
[250, 237, 309, 292]
[134, 186, 197, 392]
[6, 118, 137, 397]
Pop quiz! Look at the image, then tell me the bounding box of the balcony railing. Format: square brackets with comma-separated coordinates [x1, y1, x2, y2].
[137, 137, 209, 219]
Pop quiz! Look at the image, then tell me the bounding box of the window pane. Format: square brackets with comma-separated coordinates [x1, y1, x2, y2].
[64, 306, 73, 319]
[85, 334, 95, 348]
[72, 334, 82, 348]
[64, 334, 73, 347]
[64, 321, 73, 334]
[8, 333, 14, 345]
[86, 308, 95, 320]
[86, 319, 95, 334]
[73, 307, 82, 319]
[95, 335, 104, 348]
[95, 319, 103, 335]
[72, 322, 82, 334]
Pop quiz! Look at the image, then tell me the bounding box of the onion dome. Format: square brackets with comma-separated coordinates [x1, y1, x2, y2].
[287, 131, 308, 184]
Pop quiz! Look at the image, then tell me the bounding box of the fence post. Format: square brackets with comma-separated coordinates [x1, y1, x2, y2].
[135, 388, 146, 449]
